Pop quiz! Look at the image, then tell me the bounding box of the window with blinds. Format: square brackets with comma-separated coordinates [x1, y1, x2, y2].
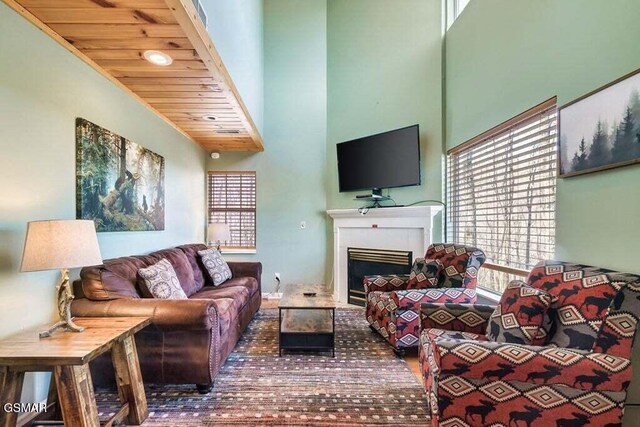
[447, 98, 557, 293]
[207, 171, 256, 250]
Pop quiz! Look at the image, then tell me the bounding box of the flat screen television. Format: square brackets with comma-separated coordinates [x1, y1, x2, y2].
[337, 124, 420, 195]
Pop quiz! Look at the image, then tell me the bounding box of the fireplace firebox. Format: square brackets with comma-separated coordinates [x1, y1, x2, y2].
[347, 247, 413, 306]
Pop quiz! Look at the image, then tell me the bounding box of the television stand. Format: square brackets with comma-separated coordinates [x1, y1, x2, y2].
[355, 189, 399, 208]
[355, 188, 387, 199]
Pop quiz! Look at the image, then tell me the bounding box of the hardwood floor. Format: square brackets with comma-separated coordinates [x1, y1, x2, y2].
[404, 352, 423, 383]
[261, 298, 423, 384]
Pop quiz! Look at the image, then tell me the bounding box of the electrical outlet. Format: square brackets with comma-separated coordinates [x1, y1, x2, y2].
[275, 272, 281, 281]
[300, 221, 306, 229]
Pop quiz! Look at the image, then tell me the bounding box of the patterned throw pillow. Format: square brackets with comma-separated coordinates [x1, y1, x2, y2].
[198, 248, 232, 286]
[486, 280, 553, 345]
[528, 261, 622, 351]
[407, 258, 442, 289]
[138, 259, 188, 300]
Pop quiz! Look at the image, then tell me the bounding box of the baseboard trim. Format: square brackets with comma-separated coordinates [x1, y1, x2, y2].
[262, 292, 282, 300]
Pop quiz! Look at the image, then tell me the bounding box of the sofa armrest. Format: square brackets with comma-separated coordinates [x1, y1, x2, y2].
[228, 261, 262, 290]
[71, 298, 217, 331]
[363, 275, 411, 294]
[420, 303, 495, 333]
[431, 338, 632, 393]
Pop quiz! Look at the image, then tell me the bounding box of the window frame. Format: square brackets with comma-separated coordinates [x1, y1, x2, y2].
[447, 97, 558, 293]
[207, 171, 257, 253]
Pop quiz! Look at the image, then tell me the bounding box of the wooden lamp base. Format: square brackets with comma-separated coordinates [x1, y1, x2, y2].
[39, 268, 84, 339]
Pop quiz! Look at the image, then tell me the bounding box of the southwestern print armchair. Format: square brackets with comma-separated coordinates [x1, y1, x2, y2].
[364, 243, 485, 354]
[419, 260, 640, 427]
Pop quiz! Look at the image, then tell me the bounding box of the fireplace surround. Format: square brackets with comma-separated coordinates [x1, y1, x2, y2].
[327, 205, 443, 304]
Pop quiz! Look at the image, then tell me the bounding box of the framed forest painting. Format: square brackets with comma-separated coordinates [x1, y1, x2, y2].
[76, 118, 165, 232]
[559, 68, 640, 177]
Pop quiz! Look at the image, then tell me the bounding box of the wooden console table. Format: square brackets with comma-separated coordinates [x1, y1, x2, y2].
[0, 317, 150, 427]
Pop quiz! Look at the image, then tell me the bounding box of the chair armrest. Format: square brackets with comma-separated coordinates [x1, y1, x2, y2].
[363, 275, 411, 293]
[420, 303, 495, 333]
[431, 339, 632, 393]
[228, 261, 262, 290]
[392, 288, 477, 311]
[71, 298, 217, 331]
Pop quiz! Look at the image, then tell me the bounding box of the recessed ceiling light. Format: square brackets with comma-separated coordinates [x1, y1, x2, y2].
[143, 50, 173, 66]
[202, 115, 217, 121]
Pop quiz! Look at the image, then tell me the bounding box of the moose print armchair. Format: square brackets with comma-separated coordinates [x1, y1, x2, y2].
[364, 243, 485, 354]
[418, 260, 640, 427]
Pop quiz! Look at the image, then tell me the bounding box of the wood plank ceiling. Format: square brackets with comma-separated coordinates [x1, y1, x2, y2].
[4, 0, 264, 152]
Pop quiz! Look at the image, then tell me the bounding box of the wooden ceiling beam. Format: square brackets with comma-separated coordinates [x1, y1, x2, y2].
[117, 76, 217, 85]
[4, 0, 263, 151]
[108, 69, 213, 78]
[24, 8, 177, 24]
[85, 49, 199, 60]
[1, 0, 197, 146]
[49, 23, 184, 39]
[67, 37, 194, 50]
[128, 84, 221, 92]
[163, 0, 263, 151]
[95, 59, 207, 70]
[19, 0, 167, 8]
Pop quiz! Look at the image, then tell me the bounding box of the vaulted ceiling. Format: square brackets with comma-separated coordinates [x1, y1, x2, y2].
[3, 0, 264, 152]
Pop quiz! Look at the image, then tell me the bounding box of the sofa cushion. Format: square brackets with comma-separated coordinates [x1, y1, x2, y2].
[198, 248, 232, 286]
[190, 280, 257, 308]
[407, 258, 441, 289]
[148, 248, 196, 296]
[177, 243, 208, 293]
[486, 280, 552, 345]
[215, 276, 260, 296]
[528, 261, 621, 350]
[138, 259, 188, 300]
[80, 254, 156, 300]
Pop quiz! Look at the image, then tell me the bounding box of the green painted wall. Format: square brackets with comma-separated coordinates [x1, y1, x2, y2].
[0, 2, 206, 402]
[205, 0, 264, 134]
[445, 0, 640, 416]
[446, 0, 640, 274]
[326, 0, 444, 219]
[207, 0, 327, 292]
[325, 0, 445, 286]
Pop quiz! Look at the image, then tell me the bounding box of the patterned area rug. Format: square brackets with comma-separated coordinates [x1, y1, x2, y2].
[96, 308, 430, 426]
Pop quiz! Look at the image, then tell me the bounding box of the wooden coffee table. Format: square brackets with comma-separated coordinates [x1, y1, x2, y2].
[278, 284, 336, 357]
[0, 317, 150, 427]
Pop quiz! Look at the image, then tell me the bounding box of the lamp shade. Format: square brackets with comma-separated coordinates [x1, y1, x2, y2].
[207, 223, 230, 243]
[21, 220, 103, 272]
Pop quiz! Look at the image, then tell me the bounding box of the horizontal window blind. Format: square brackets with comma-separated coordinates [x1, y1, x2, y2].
[208, 171, 256, 249]
[447, 99, 557, 292]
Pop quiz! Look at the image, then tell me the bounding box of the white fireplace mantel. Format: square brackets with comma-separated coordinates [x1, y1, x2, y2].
[327, 205, 442, 304]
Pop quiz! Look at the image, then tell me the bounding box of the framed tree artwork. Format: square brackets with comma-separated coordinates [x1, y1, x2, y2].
[558, 68, 640, 177]
[76, 118, 165, 232]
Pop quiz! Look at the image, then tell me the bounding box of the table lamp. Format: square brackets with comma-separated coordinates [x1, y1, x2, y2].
[207, 223, 230, 251]
[21, 220, 103, 338]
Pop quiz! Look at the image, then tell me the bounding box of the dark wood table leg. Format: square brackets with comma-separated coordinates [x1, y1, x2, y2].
[54, 364, 99, 427]
[0, 367, 25, 427]
[332, 308, 336, 358]
[279, 308, 282, 357]
[111, 335, 148, 425]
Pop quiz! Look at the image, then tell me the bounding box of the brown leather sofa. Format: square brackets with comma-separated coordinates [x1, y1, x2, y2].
[70, 243, 261, 393]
